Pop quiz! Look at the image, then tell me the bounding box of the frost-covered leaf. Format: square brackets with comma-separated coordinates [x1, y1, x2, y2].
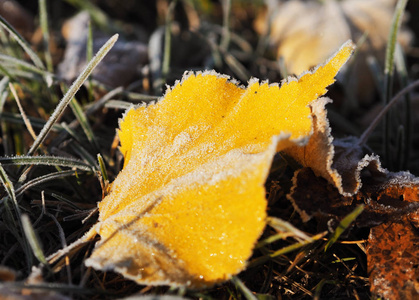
[52, 41, 354, 288]
[284, 97, 385, 197]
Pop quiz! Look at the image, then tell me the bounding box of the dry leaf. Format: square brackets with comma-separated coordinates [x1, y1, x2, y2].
[367, 175, 419, 299]
[288, 166, 419, 299]
[284, 96, 385, 197]
[49, 41, 354, 288]
[286, 103, 419, 299]
[257, 0, 412, 103]
[59, 12, 148, 87]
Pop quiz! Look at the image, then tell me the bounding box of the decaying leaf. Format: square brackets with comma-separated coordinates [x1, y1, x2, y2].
[367, 175, 419, 300]
[289, 168, 419, 299]
[286, 94, 419, 299]
[48, 41, 354, 288]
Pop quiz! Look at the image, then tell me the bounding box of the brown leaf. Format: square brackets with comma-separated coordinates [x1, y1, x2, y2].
[368, 217, 419, 299]
[288, 164, 419, 299]
[288, 167, 419, 227]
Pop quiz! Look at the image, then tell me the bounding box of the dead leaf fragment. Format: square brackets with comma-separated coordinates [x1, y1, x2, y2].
[59, 12, 148, 87]
[367, 175, 419, 299]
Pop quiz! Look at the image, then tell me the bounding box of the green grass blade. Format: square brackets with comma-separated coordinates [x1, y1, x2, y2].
[324, 204, 364, 252]
[85, 86, 123, 115]
[231, 276, 258, 300]
[50, 192, 85, 210]
[394, 43, 411, 170]
[64, 0, 111, 30]
[0, 76, 9, 110]
[0, 156, 93, 171]
[97, 153, 109, 183]
[124, 91, 158, 102]
[220, 0, 231, 51]
[105, 100, 132, 110]
[383, 0, 408, 168]
[15, 170, 75, 198]
[61, 122, 83, 145]
[249, 232, 326, 267]
[384, 0, 408, 82]
[270, 232, 325, 259]
[0, 54, 51, 76]
[161, 0, 177, 89]
[0, 112, 64, 131]
[26, 34, 119, 156]
[0, 62, 15, 79]
[69, 97, 100, 152]
[21, 214, 48, 265]
[69, 142, 98, 169]
[39, 0, 53, 72]
[0, 164, 18, 207]
[0, 15, 45, 69]
[314, 279, 336, 300]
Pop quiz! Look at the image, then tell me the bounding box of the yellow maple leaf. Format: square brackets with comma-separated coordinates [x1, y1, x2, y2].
[65, 41, 354, 288]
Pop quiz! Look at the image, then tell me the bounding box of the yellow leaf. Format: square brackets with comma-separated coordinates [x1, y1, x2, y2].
[81, 41, 354, 287]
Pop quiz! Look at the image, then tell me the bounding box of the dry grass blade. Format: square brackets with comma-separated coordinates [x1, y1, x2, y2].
[267, 217, 311, 242]
[8, 83, 37, 140]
